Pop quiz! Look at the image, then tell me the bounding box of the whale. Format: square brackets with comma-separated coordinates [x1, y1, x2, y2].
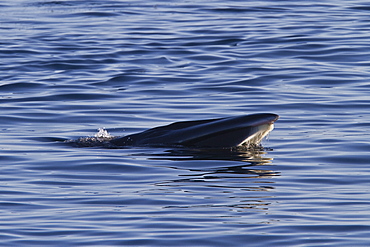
[106, 113, 279, 149]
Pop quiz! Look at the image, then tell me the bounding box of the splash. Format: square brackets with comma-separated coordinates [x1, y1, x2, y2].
[69, 128, 116, 147]
[95, 128, 113, 139]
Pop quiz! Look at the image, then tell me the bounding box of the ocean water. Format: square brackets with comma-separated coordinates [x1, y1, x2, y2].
[1, 0, 370, 246]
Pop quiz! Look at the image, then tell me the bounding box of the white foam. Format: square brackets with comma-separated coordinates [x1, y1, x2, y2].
[95, 128, 112, 138]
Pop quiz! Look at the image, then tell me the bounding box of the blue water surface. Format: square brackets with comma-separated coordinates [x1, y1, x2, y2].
[1, 0, 370, 246]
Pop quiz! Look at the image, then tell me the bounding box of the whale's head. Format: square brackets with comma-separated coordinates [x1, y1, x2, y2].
[176, 113, 279, 148]
[110, 113, 279, 149]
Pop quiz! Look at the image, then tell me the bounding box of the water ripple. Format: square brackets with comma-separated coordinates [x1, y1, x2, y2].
[1, 0, 370, 246]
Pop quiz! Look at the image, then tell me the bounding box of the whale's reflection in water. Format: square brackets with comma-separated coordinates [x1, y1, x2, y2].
[135, 148, 279, 178]
[148, 147, 273, 162]
[134, 148, 279, 212]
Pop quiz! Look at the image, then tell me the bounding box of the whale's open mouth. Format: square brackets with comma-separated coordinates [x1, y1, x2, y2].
[239, 123, 274, 148]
